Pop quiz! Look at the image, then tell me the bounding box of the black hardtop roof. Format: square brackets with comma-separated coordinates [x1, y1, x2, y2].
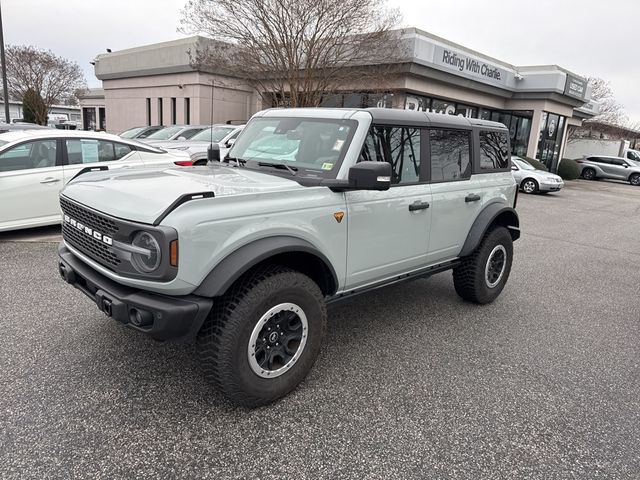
[363, 108, 507, 130]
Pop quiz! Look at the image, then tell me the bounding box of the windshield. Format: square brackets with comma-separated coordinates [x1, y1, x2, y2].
[627, 150, 640, 162]
[229, 117, 357, 177]
[191, 126, 235, 143]
[513, 158, 535, 170]
[145, 126, 183, 140]
[119, 127, 145, 138]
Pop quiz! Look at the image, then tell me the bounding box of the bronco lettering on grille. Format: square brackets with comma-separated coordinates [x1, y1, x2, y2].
[63, 214, 113, 245]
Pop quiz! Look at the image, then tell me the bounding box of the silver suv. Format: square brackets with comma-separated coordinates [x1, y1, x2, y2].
[577, 155, 640, 186]
[57, 108, 520, 407]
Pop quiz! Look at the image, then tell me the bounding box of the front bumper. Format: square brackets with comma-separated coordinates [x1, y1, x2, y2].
[58, 243, 212, 341]
[540, 181, 564, 192]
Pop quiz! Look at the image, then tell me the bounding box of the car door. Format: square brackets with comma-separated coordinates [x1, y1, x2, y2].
[426, 128, 484, 264]
[0, 138, 64, 230]
[345, 125, 432, 289]
[610, 158, 631, 179]
[61, 138, 143, 183]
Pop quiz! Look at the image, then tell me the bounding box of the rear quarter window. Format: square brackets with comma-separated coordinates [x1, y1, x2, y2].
[479, 130, 510, 170]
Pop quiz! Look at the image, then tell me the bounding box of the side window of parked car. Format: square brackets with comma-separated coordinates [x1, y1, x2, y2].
[0, 140, 57, 172]
[479, 130, 510, 170]
[430, 129, 471, 182]
[359, 126, 421, 184]
[66, 139, 130, 164]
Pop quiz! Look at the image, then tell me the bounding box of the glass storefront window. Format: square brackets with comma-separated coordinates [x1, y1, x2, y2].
[537, 111, 566, 172]
[431, 98, 457, 115]
[455, 104, 478, 118]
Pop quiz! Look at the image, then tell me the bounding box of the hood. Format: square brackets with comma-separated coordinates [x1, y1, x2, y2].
[61, 164, 303, 224]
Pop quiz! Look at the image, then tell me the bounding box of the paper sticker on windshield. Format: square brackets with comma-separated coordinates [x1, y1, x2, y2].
[321, 162, 334, 170]
[333, 140, 344, 151]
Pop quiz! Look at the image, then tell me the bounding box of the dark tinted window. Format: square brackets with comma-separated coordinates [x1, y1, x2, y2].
[359, 126, 421, 184]
[430, 129, 471, 182]
[479, 131, 510, 170]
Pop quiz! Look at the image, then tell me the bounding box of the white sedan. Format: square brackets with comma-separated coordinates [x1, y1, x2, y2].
[0, 130, 193, 232]
[511, 156, 564, 194]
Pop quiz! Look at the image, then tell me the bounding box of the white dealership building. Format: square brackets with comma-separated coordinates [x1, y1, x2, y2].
[81, 28, 598, 172]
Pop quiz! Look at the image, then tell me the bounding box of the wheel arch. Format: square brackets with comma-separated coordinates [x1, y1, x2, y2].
[627, 171, 640, 182]
[520, 177, 539, 189]
[193, 236, 338, 298]
[459, 203, 520, 257]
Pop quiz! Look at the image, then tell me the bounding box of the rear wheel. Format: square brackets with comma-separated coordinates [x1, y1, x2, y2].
[582, 168, 596, 180]
[453, 226, 513, 304]
[521, 178, 539, 194]
[629, 173, 640, 186]
[197, 265, 326, 407]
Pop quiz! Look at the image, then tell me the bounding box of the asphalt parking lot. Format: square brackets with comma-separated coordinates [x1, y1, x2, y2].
[1, 180, 639, 479]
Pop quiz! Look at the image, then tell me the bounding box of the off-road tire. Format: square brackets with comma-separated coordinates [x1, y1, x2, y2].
[452, 226, 513, 304]
[197, 265, 326, 408]
[629, 173, 640, 186]
[582, 168, 596, 180]
[521, 178, 539, 194]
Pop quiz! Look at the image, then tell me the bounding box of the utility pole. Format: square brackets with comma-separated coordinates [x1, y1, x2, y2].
[0, 1, 9, 123]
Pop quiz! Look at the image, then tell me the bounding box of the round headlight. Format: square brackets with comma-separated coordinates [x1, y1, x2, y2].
[131, 232, 161, 273]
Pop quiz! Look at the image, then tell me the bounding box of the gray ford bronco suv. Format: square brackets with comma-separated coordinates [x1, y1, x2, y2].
[58, 108, 520, 407]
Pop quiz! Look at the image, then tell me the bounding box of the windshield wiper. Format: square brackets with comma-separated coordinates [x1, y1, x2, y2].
[257, 161, 298, 175]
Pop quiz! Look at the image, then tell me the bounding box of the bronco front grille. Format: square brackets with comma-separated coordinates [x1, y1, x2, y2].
[60, 197, 121, 269]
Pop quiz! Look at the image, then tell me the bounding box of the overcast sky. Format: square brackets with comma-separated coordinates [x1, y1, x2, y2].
[4, 0, 639, 122]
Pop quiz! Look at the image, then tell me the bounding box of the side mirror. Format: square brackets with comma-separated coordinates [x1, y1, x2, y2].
[207, 143, 220, 163]
[348, 161, 391, 190]
[177, 136, 187, 141]
[225, 138, 236, 148]
[511, 165, 518, 171]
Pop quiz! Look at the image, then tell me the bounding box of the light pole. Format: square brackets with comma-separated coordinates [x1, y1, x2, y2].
[0, 1, 10, 123]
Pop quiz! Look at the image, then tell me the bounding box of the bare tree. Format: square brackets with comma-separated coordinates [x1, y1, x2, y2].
[180, 0, 403, 108]
[586, 77, 625, 125]
[4, 45, 86, 124]
[567, 76, 627, 141]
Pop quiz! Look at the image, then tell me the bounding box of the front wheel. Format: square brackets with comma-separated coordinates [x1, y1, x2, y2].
[521, 178, 539, 194]
[629, 173, 640, 186]
[197, 265, 326, 407]
[453, 226, 514, 304]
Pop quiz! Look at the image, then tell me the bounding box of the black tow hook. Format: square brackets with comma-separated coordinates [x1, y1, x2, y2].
[59, 263, 76, 284]
[102, 298, 112, 317]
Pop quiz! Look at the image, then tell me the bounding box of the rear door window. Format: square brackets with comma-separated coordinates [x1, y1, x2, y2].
[429, 129, 471, 182]
[66, 139, 126, 164]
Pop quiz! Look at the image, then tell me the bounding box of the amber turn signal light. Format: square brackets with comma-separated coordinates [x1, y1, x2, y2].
[170, 240, 179, 267]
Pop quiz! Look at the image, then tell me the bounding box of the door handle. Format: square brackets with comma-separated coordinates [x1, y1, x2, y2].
[465, 193, 481, 203]
[40, 177, 61, 184]
[408, 200, 430, 211]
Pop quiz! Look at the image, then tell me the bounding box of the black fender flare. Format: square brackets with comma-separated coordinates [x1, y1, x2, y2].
[459, 203, 520, 257]
[193, 236, 339, 297]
